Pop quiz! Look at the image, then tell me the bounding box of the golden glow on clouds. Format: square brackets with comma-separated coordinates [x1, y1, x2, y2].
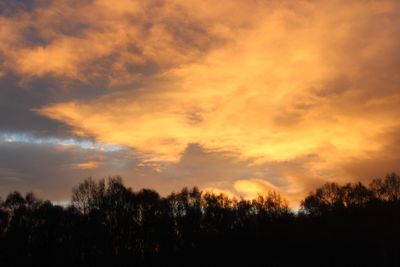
[205, 179, 295, 206]
[2, 0, 400, 204]
[203, 187, 237, 199]
[233, 179, 278, 199]
[37, 1, 398, 163]
[70, 160, 102, 170]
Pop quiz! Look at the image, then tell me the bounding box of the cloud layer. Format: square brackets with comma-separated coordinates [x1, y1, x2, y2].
[1, 0, 400, 206]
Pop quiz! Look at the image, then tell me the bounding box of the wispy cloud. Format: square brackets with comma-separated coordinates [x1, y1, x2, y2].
[70, 160, 103, 170]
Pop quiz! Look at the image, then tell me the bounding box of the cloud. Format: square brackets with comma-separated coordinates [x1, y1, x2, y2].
[1, 0, 400, 205]
[70, 160, 103, 170]
[202, 187, 237, 199]
[0, 133, 142, 200]
[233, 179, 278, 199]
[0, 0, 228, 83]
[36, 1, 400, 164]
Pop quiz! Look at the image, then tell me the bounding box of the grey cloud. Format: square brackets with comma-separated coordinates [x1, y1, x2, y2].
[0, 0, 49, 17]
[0, 141, 305, 201]
[342, 126, 400, 182]
[0, 141, 138, 200]
[0, 72, 110, 137]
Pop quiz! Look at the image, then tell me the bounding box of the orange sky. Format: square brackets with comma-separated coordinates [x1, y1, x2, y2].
[1, 0, 400, 207]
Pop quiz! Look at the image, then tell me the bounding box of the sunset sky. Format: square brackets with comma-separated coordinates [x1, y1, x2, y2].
[1, 0, 400, 207]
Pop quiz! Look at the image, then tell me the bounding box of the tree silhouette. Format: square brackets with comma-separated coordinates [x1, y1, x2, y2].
[370, 173, 400, 202]
[1, 173, 400, 266]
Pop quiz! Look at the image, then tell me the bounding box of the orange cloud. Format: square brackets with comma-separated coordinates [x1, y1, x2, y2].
[2, 0, 400, 204]
[205, 178, 301, 207]
[37, 1, 400, 166]
[70, 160, 102, 170]
[202, 187, 237, 199]
[233, 179, 278, 199]
[1, 0, 227, 82]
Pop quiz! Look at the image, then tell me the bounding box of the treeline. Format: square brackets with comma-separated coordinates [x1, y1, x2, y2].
[1, 174, 400, 266]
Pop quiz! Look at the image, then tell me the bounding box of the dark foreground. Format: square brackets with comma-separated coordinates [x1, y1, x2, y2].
[1, 173, 400, 266]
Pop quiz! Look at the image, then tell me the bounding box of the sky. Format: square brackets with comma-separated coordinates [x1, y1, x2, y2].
[1, 0, 400, 207]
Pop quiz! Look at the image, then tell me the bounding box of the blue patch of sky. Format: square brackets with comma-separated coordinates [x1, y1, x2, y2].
[0, 132, 124, 152]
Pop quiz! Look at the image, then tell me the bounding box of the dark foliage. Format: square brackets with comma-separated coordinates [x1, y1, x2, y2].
[1, 173, 400, 266]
